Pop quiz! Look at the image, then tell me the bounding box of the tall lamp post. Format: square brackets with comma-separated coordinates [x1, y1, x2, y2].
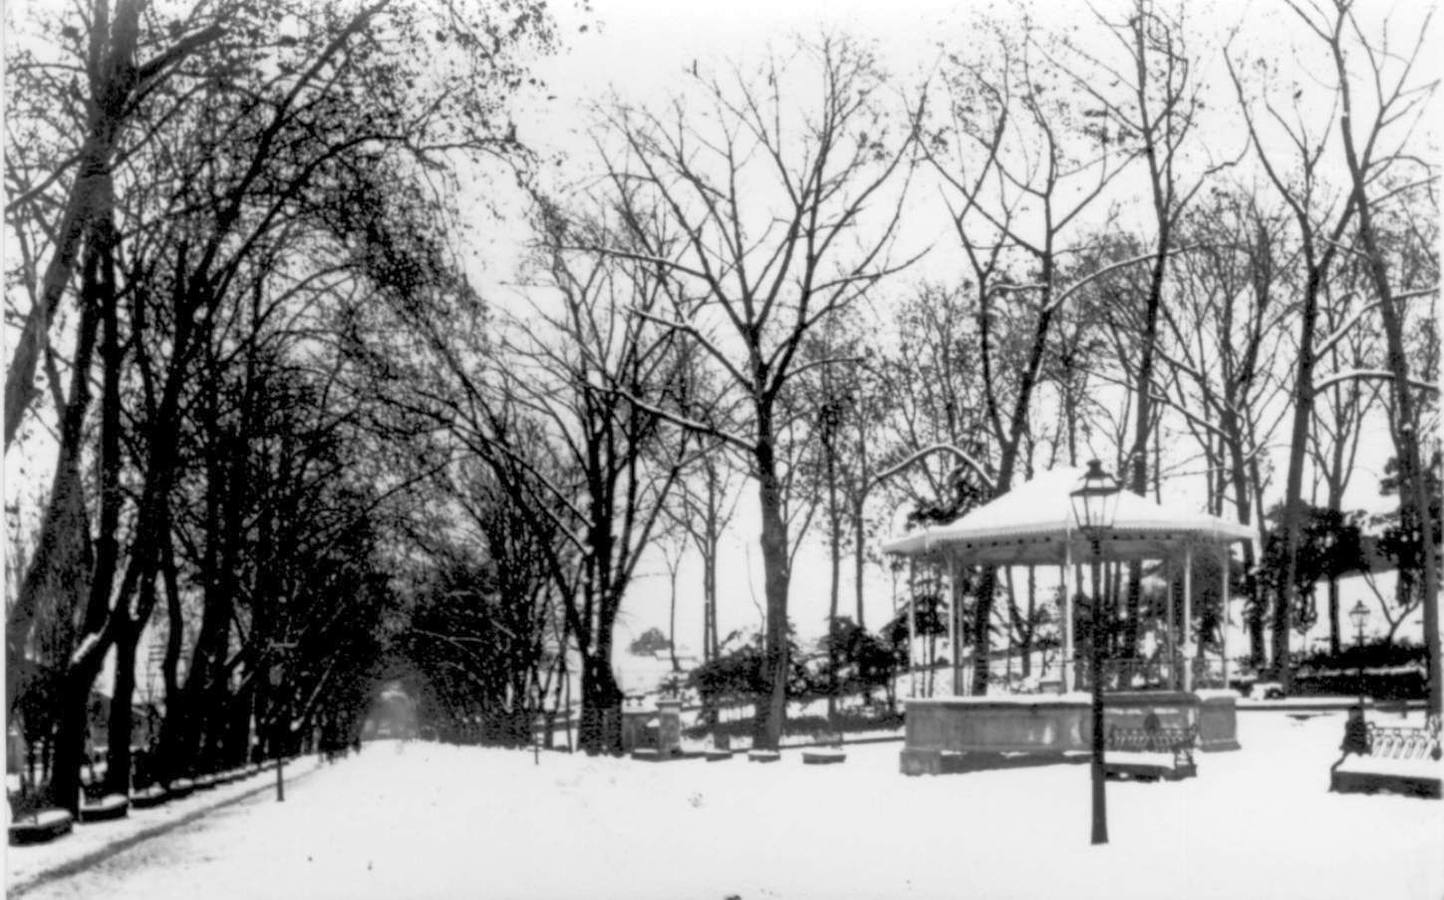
[268, 641, 296, 802]
[1349, 600, 1369, 704]
[1071, 460, 1121, 847]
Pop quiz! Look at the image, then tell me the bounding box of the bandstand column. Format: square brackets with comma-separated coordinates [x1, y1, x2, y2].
[908, 559, 917, 698]
[947, 556, 958, 695]
[1062, 542, 1075, 692]
[1182, 544, 1194, 692]
[1166, 554, 1177, 690]
[1220, 543, 1230, 689]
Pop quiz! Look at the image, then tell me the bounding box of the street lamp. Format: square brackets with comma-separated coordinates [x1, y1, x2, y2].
[1348, 600, 1369, 706]
[1349, 600, 1369, 648]
[1071, 459, 1120, 847]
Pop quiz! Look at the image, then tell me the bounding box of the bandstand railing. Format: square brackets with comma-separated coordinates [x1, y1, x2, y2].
[1074, 656, 1227, 692]
[903, 655, 1229, 699]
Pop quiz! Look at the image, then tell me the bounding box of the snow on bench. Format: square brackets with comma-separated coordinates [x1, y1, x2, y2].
[1104, 722, 1198, 782]
[8, 808, 74, 846]
[131, 785, 168, 809]
[1330, 713, 1441, 799]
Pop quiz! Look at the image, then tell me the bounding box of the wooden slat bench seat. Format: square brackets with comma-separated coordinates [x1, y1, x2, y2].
[1330, 713, 1441, 799]
[1104, 722, 1198, 782]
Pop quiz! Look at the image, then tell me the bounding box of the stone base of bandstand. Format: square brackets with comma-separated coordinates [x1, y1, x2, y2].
[899, 690, 1240, 776]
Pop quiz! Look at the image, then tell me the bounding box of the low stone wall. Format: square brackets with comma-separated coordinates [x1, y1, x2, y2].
[900, 690, 1239, 775]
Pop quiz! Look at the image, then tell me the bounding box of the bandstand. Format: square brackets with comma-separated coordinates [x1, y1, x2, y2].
[882, 466, 1253, 775]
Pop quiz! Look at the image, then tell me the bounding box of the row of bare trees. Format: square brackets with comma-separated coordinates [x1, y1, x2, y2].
[501, 0, 1440, 744]
[6, 0, 1437, 791]
[4, 0, 558, 807]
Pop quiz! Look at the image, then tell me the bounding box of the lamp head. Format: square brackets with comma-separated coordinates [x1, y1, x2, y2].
[1348, 600, 1369, 630]
[1071, 459, 1121, 536]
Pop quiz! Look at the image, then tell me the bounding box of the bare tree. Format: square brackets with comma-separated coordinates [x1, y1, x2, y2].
[1055, 0, 1223, 658]
[1309, 252, 1385, 653]
[921, 15, 1152, 691]
[585, 36, 918, 747]
[1308, 0, 1439, 713]
[3, 0, 223, 450]
[1150, 188, 1295, 664]
[1228, 33, 1360, 687]
[666, 444, 742, 670]
[1229, 0, 1438, 691]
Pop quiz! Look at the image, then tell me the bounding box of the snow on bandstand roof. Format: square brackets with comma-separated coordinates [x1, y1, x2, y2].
[882, 466, 1255, 566]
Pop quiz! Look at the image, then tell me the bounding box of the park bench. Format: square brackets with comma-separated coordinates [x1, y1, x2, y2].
[801, 732, 846, 766]
[1330, 713, 1441, 799]
[1104, 721, 1198, 782]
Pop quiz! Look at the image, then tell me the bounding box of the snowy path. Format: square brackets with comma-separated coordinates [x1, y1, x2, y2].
[7, 714, 1442, 900]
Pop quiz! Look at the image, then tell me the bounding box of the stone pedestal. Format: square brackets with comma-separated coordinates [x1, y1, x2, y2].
[620, 704, 653, 753]
[621, 698, 684, 757]
[655, 698, 683, 757]
[1194, 690, 1242, 751]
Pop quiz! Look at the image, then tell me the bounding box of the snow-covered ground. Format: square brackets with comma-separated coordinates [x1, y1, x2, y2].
[8, 712, 1442, 900]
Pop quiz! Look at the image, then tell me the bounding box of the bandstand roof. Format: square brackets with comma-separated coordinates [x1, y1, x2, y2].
[882, 466, 1256, 567]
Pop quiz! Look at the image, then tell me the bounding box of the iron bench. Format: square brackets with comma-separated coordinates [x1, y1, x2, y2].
[1104, 722, 1198, 782]
[1330, 714, 1441, 799]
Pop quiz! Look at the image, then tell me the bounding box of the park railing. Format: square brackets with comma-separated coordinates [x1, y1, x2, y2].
[1191, 656, 1228, 689]
[1075, 657, 1186, 692]
[1072, 656, 1229, 692]
[902, 662, 1069, 698]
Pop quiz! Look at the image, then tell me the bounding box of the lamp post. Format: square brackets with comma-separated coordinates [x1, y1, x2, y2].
[1349, 600, 1369, 705]
[268, 641, 296, 802]
[1071, 459, 1120, 847]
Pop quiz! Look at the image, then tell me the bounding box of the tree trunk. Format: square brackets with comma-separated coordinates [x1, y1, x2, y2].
[1274, 256, 1332, 688]
[49, 644, 110, 815]
[1023, 567, 1036, 678]
[753, 438, 791, 750]
[853, 495, 868, 631]
[577, 651, 622, 755]
[105, 616, 140, 794]
[667, 564, 680, 674]
[826, 446, 841, 725]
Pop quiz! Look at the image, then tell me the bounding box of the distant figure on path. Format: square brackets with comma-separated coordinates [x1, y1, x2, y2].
[1332, 705, 1370, 774]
